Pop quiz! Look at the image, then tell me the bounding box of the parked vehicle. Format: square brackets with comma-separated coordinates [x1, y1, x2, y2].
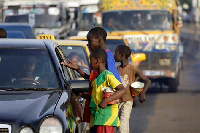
[0, 23, 35, 39]
[0, 39, 90, 133]
[3, 0, 72, 39]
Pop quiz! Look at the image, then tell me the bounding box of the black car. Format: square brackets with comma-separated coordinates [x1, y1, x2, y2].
[0, 39, 89, 133]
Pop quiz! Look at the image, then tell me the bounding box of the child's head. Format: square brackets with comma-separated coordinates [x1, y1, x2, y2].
[90, 49, 107, 70]
[87, 27, 107, 51]
[114, 45, 131, 62]
[68, 52, 81, 65]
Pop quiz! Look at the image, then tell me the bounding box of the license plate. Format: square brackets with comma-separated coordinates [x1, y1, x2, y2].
[143, 70, 165, 76]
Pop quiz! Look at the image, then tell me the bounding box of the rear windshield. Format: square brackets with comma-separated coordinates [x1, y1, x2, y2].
[106, 39, 132, 64]
[0, 49, 60, 90]
[106, 39, 126, 54]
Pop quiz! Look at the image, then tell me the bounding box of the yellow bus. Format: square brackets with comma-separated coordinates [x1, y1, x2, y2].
[100, 0, 183, 92]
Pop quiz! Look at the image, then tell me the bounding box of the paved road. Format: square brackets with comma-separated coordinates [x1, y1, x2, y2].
[129, 25, 200, 133]
[180, 23, 200, 40]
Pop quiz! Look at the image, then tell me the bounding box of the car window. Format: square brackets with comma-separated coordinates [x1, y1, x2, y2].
[55, 46, 77, 80]
[0, 49, 60, 90]
[60, 45, 90, 77]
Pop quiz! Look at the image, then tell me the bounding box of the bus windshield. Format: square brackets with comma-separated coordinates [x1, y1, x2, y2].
[102, 10, 172, 31]
[5, 14, 63, 28]
[79, 4, 100, 31]
[79, 13, 96, 31]
[35, 14, 62, 28]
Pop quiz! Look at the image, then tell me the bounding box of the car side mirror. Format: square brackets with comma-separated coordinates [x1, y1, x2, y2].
[68, 80, 90, 93]
[132, 53, 146, 62]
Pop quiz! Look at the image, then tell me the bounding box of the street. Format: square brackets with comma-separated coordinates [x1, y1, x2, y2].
[129, 24, 200, 133]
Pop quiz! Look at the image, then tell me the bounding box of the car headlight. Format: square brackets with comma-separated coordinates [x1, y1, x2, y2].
[39, 117, 63, 133]
[20, 126, 34, 133]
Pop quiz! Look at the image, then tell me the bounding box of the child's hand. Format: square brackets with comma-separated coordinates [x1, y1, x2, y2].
[98, 99, 108, 109]
[139, 92, 146, 103]
[61, 59, 79, 70]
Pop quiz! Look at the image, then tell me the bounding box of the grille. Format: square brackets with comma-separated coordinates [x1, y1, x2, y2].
[0, 124, 11, 133]
[139, 52, 175, 70]
[0, 128, 9, 133]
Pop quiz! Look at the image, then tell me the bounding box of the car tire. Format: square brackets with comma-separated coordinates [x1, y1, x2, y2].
[133, 101, 136, 107]
[168, 78, 178, 92]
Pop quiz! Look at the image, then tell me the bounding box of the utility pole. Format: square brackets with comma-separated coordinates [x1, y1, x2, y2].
[0, 0, 4, 22]
[195, 0, 199, 40]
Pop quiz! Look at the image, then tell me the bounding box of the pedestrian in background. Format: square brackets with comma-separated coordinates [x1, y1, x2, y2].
[114, 45, 151, 133]
[0, 28, 7, 38]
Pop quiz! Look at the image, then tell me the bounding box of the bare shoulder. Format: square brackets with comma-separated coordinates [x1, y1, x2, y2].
[129, 64, 138, 71]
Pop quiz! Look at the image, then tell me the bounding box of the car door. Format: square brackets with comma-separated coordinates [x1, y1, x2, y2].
[55, 46, 83, 123]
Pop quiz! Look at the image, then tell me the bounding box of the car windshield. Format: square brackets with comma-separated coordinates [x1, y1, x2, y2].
[60, 45, 90, 76]
[7, 31, 26, 38]
[0, 49, 60, 90]
[5, 14, 29, 23]
[102, 10, 172, 31]
[106, 39, 126, 54]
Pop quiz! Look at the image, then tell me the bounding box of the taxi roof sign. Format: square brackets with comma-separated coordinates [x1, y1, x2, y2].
[36, 34, 55, 40]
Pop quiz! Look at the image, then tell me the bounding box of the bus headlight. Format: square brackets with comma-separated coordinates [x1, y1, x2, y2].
[39, 117, 63, 133]
[20, 126, 34, 133]
[170, 45, 177, 51]
[155, 44, 166, 50]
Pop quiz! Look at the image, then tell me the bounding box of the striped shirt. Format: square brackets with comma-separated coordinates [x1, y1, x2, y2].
[89, 70, 121, 127]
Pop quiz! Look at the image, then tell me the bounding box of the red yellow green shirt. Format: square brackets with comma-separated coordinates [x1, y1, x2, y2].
[89, 70, 121, 127]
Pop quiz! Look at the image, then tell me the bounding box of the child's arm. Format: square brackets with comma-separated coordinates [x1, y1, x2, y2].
[136, 68, 151, 103]
[98, 84, 126, 108]
[61, 59, 89, 79]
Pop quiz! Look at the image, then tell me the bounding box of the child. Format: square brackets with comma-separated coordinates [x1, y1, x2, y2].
[86, 27, 121, 83]
[114, 45, 151, 133]
[89, 49, 126, 133]
[61, 27, 121, 132]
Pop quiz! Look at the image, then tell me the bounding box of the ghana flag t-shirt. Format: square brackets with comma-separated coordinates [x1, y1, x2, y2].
[89, 70, 121, 127]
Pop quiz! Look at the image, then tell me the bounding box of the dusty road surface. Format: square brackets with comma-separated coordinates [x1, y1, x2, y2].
[129, 25, 200, 133]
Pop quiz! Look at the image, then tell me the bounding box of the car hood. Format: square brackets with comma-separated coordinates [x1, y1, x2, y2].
[0, 90, 61, 123]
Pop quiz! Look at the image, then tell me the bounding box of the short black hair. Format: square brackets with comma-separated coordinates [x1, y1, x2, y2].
[87, 27, 107, 42]
[90, 49, 107, 63]
[116, 45, 131, 59]
[0, 28, 7, 38]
